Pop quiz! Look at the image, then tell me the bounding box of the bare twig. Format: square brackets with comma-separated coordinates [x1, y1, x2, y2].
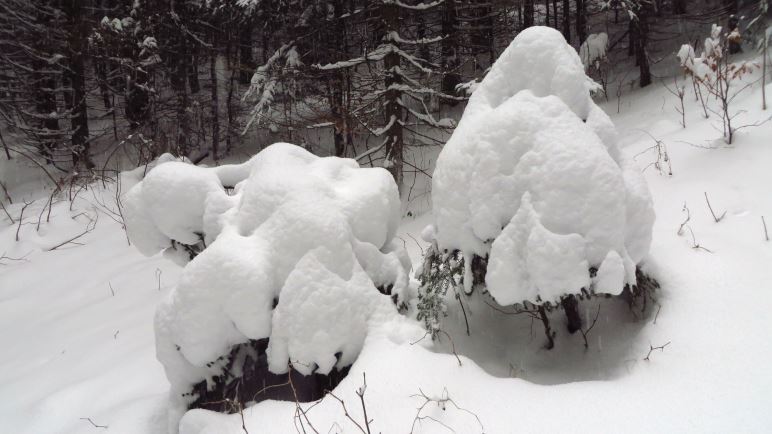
[79, 417, 108, 429]
[644, 341, 671, 361]
[287, 365, 320, 434]
[155, 268, 163, 291]
[409, 388, 484, 434]
[678, 204, 713, 252]
[678, 203, 690, 235]
[356, 373, 372, 434]
[580, 305, 601, 349]
[684, 226, 713, 253]
[0, 180, 11, 203]
[47, 221, 96, 251]
[15, 200, 32, 241]
[412, 330, 462, 367]
[763, 216, 769, 241]
[0, 251, 30, 265]
[704, 192, 726, 222]
[36, 190, 57, 232]
[0, 200, 13, 223]
[653, 304, 662, 325]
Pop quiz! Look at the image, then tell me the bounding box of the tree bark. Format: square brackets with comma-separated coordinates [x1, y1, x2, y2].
[441, 0, 460, 100]
[210, 42, 220, 161]
[64, 0, 93, 170]
[524, 0, 534, 28]
[575, 0, 587, 45]
[562, 0, 571, 43]
[381, 2, 403, 192]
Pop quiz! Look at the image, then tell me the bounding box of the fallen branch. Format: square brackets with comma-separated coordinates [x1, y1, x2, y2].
[47, 212, 98, 251]
[644, 341, 671, 361]
[0, 251, 30, 265]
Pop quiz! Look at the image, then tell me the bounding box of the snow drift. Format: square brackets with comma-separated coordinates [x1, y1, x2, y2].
[429, 26, 655, 305]
[124, 143, 419, 432]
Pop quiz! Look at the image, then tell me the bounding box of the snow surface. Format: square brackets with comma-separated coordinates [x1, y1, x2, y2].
[122, 143, 417, 431]
[2, 28, 772, 434]
[430, 27, 654, 304]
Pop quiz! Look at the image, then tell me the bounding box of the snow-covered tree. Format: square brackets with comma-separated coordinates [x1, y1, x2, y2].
[419, 27, 656, 348]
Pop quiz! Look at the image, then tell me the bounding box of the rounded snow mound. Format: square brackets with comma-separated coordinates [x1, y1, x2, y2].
[462, 26, 598, 123]
[124, 143, 420, 430]
[430, 27, 654, 306]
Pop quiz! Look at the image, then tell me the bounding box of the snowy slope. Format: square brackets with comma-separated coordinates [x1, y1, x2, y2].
[2, 65, 772, 434]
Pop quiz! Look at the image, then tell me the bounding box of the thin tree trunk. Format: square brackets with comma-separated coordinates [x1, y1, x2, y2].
[382, 2, 403, 192]
[562, 0, 571, 43]
[441, 0, 460, 99]
[524, 0, 534, 28]
[575, 0, 587, 45]
[64, 0, 93, 170]
[210, 43, 220, 161]
[761, 41, 768, 110]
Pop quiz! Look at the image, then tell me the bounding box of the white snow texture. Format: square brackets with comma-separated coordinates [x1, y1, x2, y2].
[430, 27, 655, 305]
[124, 143, 414, 431]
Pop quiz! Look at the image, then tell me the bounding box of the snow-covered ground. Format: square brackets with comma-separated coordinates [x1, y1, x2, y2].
[2, 49, 772, 434]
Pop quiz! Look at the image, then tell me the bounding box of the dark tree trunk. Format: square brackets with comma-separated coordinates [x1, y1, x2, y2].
[381, 2, 403, 191]
[632, 6, 652, 88]
[210, 43, 220, 161]
[575, 0, 587, 45]
[33, 64, 59, 165]
[94, 61, 111, 110]
[189, 47, 200, 94]
[524, 0, 534, 28]
[331, 0, 347, 157]
[226, 67, 236, 156]
[64, 0, 93, 170]
[239, 19, 254, 84]
[441, 0, 460, 100]
[561, 294, 582, 333]
[562, 0, 571, 43]
[538, 305, 555, 349]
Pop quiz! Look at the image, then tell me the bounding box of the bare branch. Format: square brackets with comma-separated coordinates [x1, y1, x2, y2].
[580, 305, 601, 349]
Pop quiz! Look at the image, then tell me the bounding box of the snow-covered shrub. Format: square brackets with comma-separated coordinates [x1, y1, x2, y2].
[579, 32, 608, 69]
[677, 24, 760, 144]
[420, 27, 655, 347]
[124, 143, 417, 432]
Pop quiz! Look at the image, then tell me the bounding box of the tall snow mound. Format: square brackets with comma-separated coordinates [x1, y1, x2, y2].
[124, 143, 416, 429]
[430, 27, 654, 306]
